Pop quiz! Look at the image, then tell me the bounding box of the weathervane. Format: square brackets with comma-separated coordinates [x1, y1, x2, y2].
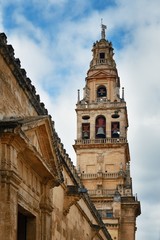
[101, 18, 107, 39]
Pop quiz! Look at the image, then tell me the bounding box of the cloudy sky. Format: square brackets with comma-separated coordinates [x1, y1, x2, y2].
[0, 0, 160, 239]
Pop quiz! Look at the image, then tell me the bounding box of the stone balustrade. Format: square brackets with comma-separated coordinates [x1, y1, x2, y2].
[81, 172, 119, 179]
[75, 137, 127, 145]
[88, 189, 115, 197]
[76, 100, 126, 109]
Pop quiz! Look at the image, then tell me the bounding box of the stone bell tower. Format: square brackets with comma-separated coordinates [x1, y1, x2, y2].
[73, 25, 141, 240]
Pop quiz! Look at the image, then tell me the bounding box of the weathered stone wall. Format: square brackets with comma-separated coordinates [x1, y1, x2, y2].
[0, 67, 37, 118]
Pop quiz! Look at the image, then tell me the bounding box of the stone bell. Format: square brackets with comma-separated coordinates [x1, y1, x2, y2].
[96, 127, 105, 138]
[111, 111, 120, 119]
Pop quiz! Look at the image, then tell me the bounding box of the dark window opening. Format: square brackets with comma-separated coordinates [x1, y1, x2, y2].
[106, 211, 113, 218]
[97, 86, 107, 98]
[99, 52, 105, 59]
[18, 212, 27, 240]
[95, 116, 106, 138]
[111, 122, 120, 138]
[82, 123, 90, 139]
[17, 206, 36, 240]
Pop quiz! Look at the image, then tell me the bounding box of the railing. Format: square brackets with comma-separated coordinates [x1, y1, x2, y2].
[76, 101, 126, 109]
[97, 59, 108, 64]
[88, 189, 115, 197]
[75, 138, 127, 145]
[96, 97, 107, 103]
[81, 172, 119, 179]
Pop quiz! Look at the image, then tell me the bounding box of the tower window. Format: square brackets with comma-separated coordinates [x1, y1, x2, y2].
[111, 122, 120, 138]
[106, 211, 113, 218]
[82, 123, 90, 139]
[95, 116, 106, 138]
[99, 52, 105, 59]
[97, 85, 107, 98]
[99, 53, 105, 63]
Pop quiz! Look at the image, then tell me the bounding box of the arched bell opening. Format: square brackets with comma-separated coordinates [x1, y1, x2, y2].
[82, 123, 90, 139]
[111, 122, 120, 138]
[97, 85, 107, 98]
[95, 115, 106, 138]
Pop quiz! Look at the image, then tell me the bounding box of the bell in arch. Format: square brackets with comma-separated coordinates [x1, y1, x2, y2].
[83, 131, 89, 139]
[96, 127, 105, 138]
[111, 111, 120, 119]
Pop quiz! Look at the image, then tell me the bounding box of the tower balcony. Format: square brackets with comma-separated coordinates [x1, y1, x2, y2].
[76, 100, 126, 110]
[92, 58, 116, 67]
[88, 189, 115, 198]
[81, 172, 120, 179]
[75, 137, 127, 146]
[88, 188, 135, 199]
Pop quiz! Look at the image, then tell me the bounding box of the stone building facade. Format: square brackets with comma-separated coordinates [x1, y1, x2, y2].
[0, 33, 112, 240]
[74, 26, 141, 240]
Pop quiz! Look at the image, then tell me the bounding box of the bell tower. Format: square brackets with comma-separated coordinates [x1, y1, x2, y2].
[74, 25, 141, 240]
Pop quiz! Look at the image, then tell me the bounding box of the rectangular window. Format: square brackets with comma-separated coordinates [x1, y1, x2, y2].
[106, 211, 113, 218]
[99, 52, 105, 59]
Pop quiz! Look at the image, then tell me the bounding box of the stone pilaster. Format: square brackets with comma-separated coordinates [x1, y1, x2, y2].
[120, 197, 140, 240]
[39, 183, 54, 240]
[0, 139, 21, 240]
[0, 163, 21, 240]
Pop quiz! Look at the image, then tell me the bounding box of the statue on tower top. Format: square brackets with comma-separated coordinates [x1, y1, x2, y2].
[101, 19, 107, 39]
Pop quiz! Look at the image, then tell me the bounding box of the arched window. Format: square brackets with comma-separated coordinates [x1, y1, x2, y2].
[82, 123, 90, 139]
[95, 116, 106, 138]
[97, 85, 107, 98]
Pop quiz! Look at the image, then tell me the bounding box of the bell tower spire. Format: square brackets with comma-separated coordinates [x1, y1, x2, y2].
[74, 25, 141, 240]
